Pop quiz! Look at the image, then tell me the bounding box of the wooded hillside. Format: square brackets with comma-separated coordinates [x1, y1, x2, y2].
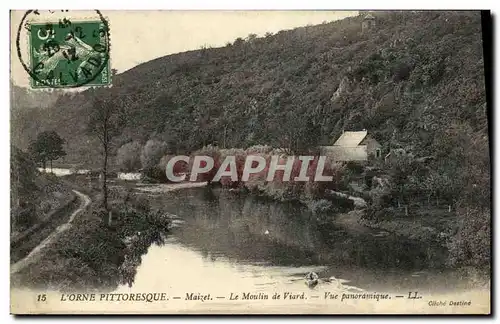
[12, 11, 487, 164]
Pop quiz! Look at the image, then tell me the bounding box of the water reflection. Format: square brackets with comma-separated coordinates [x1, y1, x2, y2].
[150, 188, 446, 269]
[131, 187, 462, 294]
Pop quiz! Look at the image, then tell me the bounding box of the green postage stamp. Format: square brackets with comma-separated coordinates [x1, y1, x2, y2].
[19, 11, 111, 88]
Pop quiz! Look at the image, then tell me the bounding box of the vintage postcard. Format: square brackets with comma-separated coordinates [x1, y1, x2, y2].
[10, 10, 491, 314]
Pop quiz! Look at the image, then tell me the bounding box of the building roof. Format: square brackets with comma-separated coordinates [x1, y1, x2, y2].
[364, 13, 376, 20]
[333, 130, 368, 147]
[326, 146, 368, 161]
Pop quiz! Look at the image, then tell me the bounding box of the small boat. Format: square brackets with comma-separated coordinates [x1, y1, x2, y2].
[305, 271, 319, 288]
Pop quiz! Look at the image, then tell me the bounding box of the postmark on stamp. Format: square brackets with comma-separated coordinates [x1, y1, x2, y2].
[16, 10, 111, 89]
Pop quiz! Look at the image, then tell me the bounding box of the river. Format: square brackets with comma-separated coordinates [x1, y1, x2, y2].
[110, 185, 473, 313]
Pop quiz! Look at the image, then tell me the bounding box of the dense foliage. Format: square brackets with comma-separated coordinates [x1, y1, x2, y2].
[28, 131, 66, 170]
[12, 11, 487, 162]
[10, 146, 74, 232]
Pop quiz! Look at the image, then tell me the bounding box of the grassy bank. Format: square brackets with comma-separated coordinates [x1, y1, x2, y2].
[11, 147, 76, 236]
[10, 195, 78, 264]
[11, 186, 170, 292]
[360, 206, 454, 243]
[357, 204, 490, 285]
[10, 147, 84, 263]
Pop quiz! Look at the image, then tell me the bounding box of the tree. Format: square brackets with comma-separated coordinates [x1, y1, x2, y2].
[140, 139, 168, 170]
[116, 141, 142, 172]
[387, 156, 417, 209]
[246, 33, 258, 42]
[28, 130, 66, 171]
[87, 95, 126, 210]
[11, 146, 37, 208]
[275, 110, 321, 155]
[233, 37, 245, 46]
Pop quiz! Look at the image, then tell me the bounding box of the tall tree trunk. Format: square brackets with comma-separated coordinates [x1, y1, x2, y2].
[102, 132, 108, 211]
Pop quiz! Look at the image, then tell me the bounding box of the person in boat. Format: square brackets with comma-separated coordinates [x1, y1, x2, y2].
[305, 271, 319, 288]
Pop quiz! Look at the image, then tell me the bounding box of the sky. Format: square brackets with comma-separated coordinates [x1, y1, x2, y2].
[10, 10, 357, 87]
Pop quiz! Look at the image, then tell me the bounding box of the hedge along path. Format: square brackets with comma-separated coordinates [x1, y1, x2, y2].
[11, 190, 92, 275]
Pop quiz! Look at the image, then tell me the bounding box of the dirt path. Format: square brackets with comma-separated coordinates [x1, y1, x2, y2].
[10, 190, 91, 275]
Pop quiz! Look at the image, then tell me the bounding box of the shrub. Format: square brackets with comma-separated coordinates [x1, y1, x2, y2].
[142, 166, 168, 183]
[116, 141, 142, 172]
[218, 148, 247, 188]
[243, 153, 344, 202]
[140, 139, 168, 170]
[189, 145, 221, 182]
[392, 62, 412, 81]
[308, 199, 333, 215]
[13, 203, 36, 230]
[245, 145, 273, 155]
[448, 207, 490, 269]
[40, 201, 52, 213]
[158, 154, 187, 179]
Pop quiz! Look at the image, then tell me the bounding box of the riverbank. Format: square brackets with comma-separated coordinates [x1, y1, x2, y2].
[11, 190, 91, 274]
[201, 181, 448, 247]
[10, 183, 172, 292]
[338, 202, 490, 286]
[12, 175, 487, 292]
[359, 214, 451, 245]
[216, 183, 490, 284]
[10, 152, 83, 263]
[10, 192, 80, 265]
